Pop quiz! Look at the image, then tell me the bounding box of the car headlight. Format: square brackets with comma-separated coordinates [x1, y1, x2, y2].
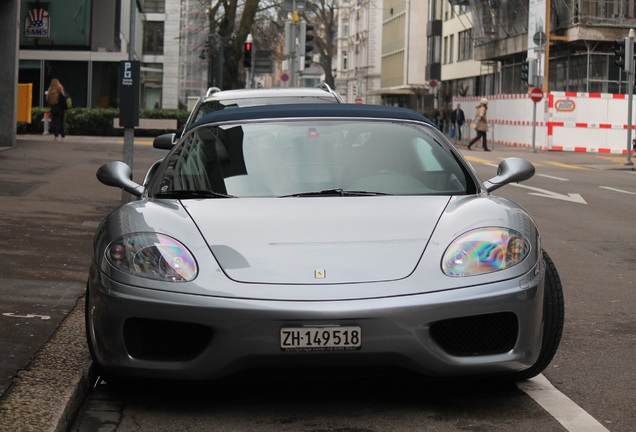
[442, 227, 530, 277]
[105, 233, 198, 282]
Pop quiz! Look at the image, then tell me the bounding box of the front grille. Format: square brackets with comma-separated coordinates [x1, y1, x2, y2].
[124, 318, 212, 361]
[429, 312, 518, 356]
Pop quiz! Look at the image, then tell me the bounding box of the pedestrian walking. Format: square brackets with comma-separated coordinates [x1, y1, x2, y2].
[450, 104, 466, 142]
[46, 78, 68, 140]
[435, 106, 447, 132]
[467, 98, 490, 151]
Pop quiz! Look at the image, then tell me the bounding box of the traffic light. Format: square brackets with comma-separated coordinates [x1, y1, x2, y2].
[614, 39, 626, 70]
[243, 41, 253, 68]
[521, 58, 529, 83]
[299, 22, 315, 70]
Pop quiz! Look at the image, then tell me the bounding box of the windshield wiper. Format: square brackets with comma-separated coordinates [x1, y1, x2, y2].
[279, 188, 391, 197]
[154, 190, 235, 199]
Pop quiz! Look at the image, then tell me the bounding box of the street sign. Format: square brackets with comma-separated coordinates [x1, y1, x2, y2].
[254, 50, 273, 74]
[119, 61, 140, 127]
[530, 87, 543, 103]
[281, 73, 289, 82]
[282, 0, 306, 11]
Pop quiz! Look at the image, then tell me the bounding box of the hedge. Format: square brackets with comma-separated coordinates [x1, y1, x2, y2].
[17, 107, 189, 137]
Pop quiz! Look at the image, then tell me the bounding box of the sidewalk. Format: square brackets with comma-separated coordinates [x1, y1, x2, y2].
[0, 135, 162, 432]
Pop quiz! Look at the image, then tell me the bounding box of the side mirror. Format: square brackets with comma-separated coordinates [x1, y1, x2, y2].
[483, 157, 535, 192]
[96, 161, 144, 197]
[153, 133, 177, 150]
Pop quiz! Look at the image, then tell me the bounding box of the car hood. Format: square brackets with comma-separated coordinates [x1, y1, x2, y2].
[183, 196, 451, 284]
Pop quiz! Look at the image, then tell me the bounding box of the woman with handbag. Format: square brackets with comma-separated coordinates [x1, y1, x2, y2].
[467, 98, 490, 151]
[46, 78, 68, 141]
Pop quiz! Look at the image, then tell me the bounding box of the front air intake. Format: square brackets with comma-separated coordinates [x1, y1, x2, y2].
[124, 318, 212, 361]
[429, 312, 518, 356]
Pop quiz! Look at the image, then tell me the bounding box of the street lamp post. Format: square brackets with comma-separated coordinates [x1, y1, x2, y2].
[626, 29, 635, 167]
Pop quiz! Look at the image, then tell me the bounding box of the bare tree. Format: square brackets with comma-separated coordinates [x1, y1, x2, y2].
[206, 0, 262, 89]
[410, 85, 428, 113]
[303, 0, 337, 88]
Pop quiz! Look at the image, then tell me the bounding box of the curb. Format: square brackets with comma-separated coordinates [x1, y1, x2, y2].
[0, 297, 95, 432]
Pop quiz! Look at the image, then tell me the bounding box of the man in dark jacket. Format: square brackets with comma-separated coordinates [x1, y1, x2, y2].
[450, 104, 466, 142]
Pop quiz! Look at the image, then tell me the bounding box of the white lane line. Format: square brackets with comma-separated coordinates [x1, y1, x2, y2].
[599, 186, 636, 195]
[517, 374, 610, 432]
[510, 183, 587, 204]
[536, 173, 570, 181]
[483, 163, 570, 181]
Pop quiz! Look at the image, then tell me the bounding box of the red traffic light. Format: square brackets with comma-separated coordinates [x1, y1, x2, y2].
[243, 42, 253, 68]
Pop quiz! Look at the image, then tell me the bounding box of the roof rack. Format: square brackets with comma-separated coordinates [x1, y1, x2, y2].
[315, 82, 345, 103]
[205, 87, 221, 98]
[315, 82, 334, 92]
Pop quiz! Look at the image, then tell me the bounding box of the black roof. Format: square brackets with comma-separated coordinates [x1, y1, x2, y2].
[190, 103, 433, 131]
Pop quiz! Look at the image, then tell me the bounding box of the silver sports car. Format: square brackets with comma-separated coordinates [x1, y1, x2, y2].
[87, 104, 563, 382]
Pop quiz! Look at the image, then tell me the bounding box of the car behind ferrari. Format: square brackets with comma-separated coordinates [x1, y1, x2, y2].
[87, 104, 563, 382]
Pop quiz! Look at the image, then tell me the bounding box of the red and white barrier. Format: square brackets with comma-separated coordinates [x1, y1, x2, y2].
[454, 92, 635, 155]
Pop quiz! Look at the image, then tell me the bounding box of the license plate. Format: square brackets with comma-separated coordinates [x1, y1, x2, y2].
[280, 326, 362, 351]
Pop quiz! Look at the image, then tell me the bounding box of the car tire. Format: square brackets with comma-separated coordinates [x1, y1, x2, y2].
[85, 282, 118, 384]
[511, 250, 565, 381]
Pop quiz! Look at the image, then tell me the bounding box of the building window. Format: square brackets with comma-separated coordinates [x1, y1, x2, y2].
[449, 34, 454, 64]
[143, 21, 164, 55]
[343, 51, 348, 70]
[144, 0, 165, 13]
[458, 29, 473, 61]
[429, 0, 444, 21]
[428, 35, 442, 65]
[443, 36, 448, 64]
[343, 19, 349, 37]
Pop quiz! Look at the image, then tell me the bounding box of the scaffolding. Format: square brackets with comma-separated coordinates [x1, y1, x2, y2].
[463, 0, 636, 46]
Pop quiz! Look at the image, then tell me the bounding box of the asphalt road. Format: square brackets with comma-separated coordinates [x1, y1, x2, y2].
[1, 136, 634, 431]
[468, 147, 636, 432]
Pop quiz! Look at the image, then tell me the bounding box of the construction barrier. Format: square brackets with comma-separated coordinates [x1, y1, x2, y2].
[455, 92, 636, 155]
[17, 83, 33, 124]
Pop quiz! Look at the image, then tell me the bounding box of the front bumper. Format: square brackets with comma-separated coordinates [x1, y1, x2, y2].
[86, 262, 545, 381]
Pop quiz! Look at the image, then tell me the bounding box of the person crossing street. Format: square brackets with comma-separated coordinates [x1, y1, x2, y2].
[467, 98, 490, 151]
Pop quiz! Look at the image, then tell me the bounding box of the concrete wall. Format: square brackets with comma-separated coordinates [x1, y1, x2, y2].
[0, 0, 19, 148]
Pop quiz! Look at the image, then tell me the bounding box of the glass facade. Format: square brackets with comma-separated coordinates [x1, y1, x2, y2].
[20, 0, 91, 49]
[17, 0, 142, 109]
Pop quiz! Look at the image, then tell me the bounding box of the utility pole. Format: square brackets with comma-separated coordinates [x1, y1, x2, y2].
[626, 29, 635, 166]
[283, 0, 306, 87]
[122, 0, 138, 203]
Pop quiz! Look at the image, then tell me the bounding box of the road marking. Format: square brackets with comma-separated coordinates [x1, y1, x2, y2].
[510, 183, 587, 204]
[599, 186, 636, 195]
[518, 374, 610, 432]
[483, 163, 570, 182]
[2, 312, 51, 320]
[536, 173, 570, 181]
[116, 139, 153, 146]
[545, 161, 586, 169]
[464, 155, 493, 163]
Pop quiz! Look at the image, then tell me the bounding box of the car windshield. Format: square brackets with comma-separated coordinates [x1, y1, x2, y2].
[149, 119, 476, 198]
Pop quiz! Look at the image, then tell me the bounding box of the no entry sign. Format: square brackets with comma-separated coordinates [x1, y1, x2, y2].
[530, 87, 544, 103]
